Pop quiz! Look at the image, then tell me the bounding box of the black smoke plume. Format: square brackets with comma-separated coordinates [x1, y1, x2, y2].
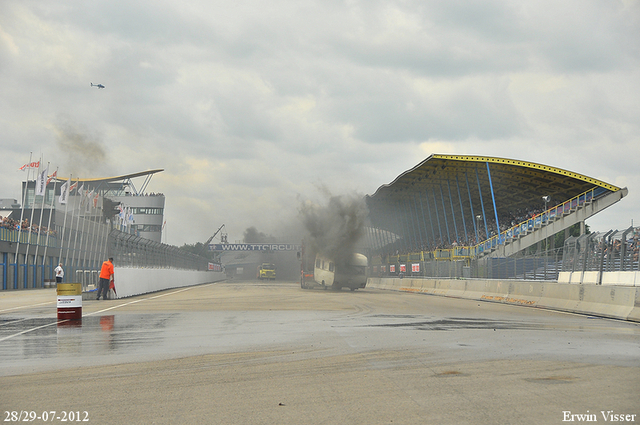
[54, 119, 108, 177]
[243, 226, 276, 243]
[298, 189, 368, 263]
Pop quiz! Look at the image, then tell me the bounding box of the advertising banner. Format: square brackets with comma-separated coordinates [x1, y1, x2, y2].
[210, 243, 301, 252]
[208, 263, 222, 272]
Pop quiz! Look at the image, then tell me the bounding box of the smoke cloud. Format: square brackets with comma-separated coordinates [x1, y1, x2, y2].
[298, 188, 369, 263]
[54, 119, 108, 177]
[243, 226, 277, 243]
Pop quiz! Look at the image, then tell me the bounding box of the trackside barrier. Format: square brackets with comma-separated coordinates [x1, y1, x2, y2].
[82, 267, 226, 299]
[367, 277, 640, 322]
[558, 271, 639, 286]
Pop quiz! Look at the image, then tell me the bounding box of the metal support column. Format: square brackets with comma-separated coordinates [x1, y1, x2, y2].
[447, 180, 459, 243]
[486, 162, 501, 243]
[465, 172, 479, 244]
[430, 188, 444, 247]
[439, 184, 451, 245]
[475, 167, 490, 241]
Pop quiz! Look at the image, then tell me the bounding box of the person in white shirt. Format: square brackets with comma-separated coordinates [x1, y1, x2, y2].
[54, 263, 64, 283]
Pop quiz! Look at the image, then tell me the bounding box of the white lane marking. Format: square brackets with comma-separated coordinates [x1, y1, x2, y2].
[0, 320, 70, 343]
[0, 301, 55, 313]
[0, 317, 36, 327]
[0, 283, 215, 342]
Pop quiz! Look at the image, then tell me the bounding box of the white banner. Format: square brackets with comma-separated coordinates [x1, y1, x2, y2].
[57, 295, 82, 308]
[35, 165, 48, 196]
[59, 180, 69, 204]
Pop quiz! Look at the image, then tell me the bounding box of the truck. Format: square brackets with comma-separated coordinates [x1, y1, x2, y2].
[299, 243, 367, 291]
[257, 263, 276, 280]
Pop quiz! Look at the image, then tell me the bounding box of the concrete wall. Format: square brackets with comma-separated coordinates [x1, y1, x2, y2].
[367, 277, 640, 322]
[558, 271, 640, 286]
[105, 267, 226, 298]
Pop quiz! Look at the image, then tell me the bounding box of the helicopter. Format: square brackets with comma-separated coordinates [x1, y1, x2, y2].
[91, 83, 105, 89]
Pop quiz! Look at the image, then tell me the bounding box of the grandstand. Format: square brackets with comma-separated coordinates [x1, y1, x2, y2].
[365, 154, 628, 278]
[0, 169, 209, 291]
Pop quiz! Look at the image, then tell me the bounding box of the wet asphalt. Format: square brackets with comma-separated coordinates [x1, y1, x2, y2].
[1, 281, 638, 424]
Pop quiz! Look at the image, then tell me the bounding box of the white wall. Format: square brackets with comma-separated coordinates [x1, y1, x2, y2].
[558, 271, 639, 286]
[367, 277, 640, 322]
[112, 267, 226, 298]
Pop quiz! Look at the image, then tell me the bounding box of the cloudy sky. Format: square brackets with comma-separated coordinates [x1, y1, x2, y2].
[1, 0, 638, 246]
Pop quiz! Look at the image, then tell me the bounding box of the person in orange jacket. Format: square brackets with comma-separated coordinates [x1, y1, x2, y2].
[97, 257, 114, 300]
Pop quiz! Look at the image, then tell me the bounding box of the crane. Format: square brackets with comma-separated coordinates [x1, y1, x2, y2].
[200, 224, 226, 255]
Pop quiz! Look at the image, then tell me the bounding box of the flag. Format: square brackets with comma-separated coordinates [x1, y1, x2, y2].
[35, 166, 48, 196]
[122, 207, 130, 227]
[19, 161, 40, 171]
[69, 181, 78, 193]
[59, 180, 69, 204]
[46, 170, 57, 185]
[118, 204, 125, 227]
[127, 208, 134, 224]
[93, 193, 99, 208]
[77, 184, 84, 196]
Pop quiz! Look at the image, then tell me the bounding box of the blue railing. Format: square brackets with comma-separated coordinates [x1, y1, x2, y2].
[470, 186, 607, 257]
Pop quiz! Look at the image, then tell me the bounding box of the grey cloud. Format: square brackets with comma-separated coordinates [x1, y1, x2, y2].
[1, 0, 639, 245]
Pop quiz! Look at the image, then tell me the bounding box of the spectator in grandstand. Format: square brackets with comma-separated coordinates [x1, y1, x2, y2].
[631, 236, 639, 263]
[1, 217, 17, 230]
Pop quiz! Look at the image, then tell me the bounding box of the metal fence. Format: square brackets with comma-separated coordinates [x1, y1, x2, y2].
[370, 248, 562, 281]
[369, 227, 639, 281]
[109, 230, 209, 271]
[561, 227, 639, 273]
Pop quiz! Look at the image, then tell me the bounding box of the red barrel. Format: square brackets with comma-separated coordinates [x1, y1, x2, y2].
[57, 283, 82, 320]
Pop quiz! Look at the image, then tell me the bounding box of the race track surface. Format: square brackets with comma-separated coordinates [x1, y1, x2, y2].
[1, 281, 638, 424]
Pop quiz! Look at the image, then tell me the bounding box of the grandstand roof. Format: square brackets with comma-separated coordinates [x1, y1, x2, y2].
[366, 154, 624, 246]
[55, 169, 164, 183]
[368, 154, 620, 211]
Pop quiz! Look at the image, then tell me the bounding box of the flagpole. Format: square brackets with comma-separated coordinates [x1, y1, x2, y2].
[15, 152, 33, 269]
[101, 214, 108, 262]
[100, 217, 110, 266]
[59, 175, 72, 265]
[88, 193, 102, 272]
[33, 162, 49, 286]
[42, 167, 59, 269]
[76, 190, 91, 275]
[24, 159, 38, 287]
[69, 180, 83, 274]
[64, 178, 79, 267]
[25, 157, 42, 275]
[87, 197, 98, 275]
[91, 195, 104, 271]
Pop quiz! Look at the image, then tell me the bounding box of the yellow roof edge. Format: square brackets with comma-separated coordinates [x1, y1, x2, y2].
[54, 169, 164, 183]
[432, 154, 621, 192]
